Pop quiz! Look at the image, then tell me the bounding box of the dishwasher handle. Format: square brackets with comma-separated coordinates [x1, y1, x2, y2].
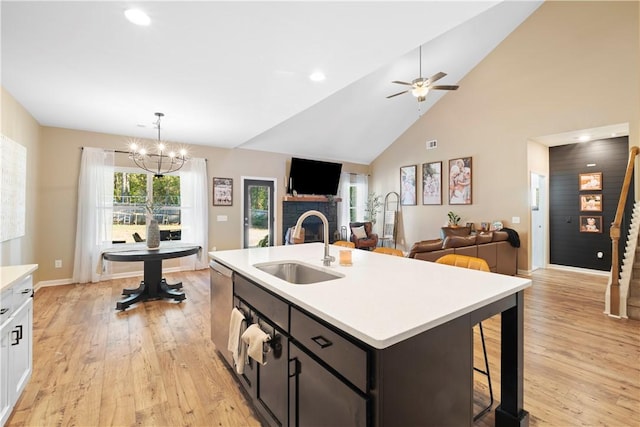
[210, 260, 233, 278]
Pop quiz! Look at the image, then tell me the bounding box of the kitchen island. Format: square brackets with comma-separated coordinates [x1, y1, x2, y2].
[210, 243, 531, 427]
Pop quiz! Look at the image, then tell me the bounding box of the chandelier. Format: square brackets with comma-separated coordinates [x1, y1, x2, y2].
[128, 112, 188, 177]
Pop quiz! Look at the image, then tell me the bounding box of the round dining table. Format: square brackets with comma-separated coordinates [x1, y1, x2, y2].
[102, 244, 200, 310]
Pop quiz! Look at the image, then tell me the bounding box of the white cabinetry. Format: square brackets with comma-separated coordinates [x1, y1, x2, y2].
[0, 265, 36, 427]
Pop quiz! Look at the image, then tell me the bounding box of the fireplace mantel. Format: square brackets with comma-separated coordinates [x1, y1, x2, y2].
[283, 195, 342, 202]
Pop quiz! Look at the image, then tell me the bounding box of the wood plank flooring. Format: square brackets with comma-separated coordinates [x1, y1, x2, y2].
[6, 268, 640, 426]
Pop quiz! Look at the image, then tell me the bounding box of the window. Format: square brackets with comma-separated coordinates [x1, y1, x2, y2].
[112, 169, 181, 243]
[349, 185, 358, 222]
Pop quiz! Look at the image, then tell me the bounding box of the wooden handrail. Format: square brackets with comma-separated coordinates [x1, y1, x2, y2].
[609, 146, 639, 316]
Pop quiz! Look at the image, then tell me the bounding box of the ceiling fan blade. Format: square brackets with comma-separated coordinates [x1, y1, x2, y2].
[430, 85, 459, 91]
[386, 90, 409, 99]
[427, 72, 447, 84]
[391, 80, 413, 86]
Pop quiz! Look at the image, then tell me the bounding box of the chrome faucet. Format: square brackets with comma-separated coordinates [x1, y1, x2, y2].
[294, 210, 335, 266]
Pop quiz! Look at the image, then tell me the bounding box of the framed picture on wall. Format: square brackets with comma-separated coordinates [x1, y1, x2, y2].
[580, 194, 602, 212]
[579, 172, 602, 191]
[448, 157, 472, 205]
[213, 177, 233, 206]
[400, 165, 417, 205]
[422, 161, 442, 205]
[580, 215, 602, 233]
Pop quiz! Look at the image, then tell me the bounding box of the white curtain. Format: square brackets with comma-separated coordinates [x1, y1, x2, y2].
[337, 172, 351, 232]
[72, 147, 114, 283]
[180, 157, 209, 270]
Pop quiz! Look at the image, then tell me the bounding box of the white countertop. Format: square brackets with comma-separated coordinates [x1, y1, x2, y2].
[210, 243, 531, 349]
[1, 264, 38, 292]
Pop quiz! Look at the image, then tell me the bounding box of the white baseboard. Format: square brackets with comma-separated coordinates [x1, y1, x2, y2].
[546, 263, 610, 277]
[34, 266, 194, 292]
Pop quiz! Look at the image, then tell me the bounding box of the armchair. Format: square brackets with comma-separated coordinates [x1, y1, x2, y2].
[349, 222, 379, 250]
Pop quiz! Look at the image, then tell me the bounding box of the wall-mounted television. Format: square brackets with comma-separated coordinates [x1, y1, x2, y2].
[289, 157, 343, 196]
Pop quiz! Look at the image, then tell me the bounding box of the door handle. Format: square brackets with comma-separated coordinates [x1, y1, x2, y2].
[288, 357, 300, 377]
[11, 325, 23, 345]
[21, 288, 33, 294]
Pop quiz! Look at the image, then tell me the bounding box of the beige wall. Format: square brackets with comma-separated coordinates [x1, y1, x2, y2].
[36, 127, 368, 283]
[370, 1, 639, 271]
[3, 1, 638, 281]
[1, 87, 41, 275]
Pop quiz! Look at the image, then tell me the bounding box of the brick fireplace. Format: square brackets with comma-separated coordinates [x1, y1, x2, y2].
[282, 196, 339, 244]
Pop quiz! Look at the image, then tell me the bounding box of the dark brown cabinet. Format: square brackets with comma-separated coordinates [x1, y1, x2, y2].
[289, 342, 367, 427]
[228, 273, 371, 427]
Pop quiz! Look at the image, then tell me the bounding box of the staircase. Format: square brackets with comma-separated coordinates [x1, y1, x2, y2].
[606, 146, 639, 318]
[629, 233, 640, 319]
[608, 200, 640, 319]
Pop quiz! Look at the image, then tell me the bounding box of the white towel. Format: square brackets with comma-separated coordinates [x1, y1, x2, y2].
[228, 308, 247, 374]
[241, 323, 271, 365]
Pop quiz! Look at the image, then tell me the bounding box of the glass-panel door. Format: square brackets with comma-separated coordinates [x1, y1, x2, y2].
[243, 178, 275, 248]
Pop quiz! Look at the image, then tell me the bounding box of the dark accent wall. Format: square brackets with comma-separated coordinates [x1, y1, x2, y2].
[282, 201, 338, 244]
[549, 137, 632, 271]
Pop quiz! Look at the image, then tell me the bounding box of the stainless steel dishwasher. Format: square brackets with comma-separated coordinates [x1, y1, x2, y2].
[210, 260, 233, 366]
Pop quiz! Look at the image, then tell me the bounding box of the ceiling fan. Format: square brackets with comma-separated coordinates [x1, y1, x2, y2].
[386, 45, 459, 102]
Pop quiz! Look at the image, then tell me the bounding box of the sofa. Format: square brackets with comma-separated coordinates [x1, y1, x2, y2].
[408, 228, 518, 275]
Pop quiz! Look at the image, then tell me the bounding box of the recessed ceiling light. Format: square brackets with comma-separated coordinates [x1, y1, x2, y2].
[309, 71, 326, 82]
[125, 9, 151, 26]
[578, 135, 590, 142]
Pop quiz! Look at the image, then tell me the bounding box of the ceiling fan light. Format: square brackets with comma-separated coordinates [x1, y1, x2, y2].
[124, 9, 151, 26]
[411, 86, 429, 98]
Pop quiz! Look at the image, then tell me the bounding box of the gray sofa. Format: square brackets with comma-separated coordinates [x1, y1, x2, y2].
[408, 228, 518, 275]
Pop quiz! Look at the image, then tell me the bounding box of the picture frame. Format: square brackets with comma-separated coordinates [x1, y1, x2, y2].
[448, 157, 472, 205]
[580, 194, 602, 212]
[422, 161, 442, 205]
[213, 177, 233, 206]
[579, 172, 602, 191]
[580, 215, 602, 233]
[400, 165, 417, 205]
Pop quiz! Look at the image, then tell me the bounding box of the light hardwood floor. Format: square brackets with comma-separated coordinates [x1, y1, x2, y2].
[6, 268, 640, 426]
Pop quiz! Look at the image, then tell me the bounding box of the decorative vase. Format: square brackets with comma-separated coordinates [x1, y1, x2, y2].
[147, 219, 160, 249]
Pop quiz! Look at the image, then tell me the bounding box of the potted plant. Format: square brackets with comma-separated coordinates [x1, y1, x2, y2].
[447, 211, 461, 227]
[365, 192, 383, 225]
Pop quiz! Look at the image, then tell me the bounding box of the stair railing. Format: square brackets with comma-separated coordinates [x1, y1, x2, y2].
[609, 146, 639, 316]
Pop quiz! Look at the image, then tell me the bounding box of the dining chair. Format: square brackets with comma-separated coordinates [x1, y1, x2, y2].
[372, 247, 404, 257]
[435, 254, 493, 420]
[333, 240, 355, 248]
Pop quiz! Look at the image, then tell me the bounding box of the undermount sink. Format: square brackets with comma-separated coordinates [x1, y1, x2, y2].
[253, 261, 344, 285]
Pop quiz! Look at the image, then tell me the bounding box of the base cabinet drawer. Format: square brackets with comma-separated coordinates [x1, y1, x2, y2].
[289, 342, 367, 427]
[290, 307, 368, 392]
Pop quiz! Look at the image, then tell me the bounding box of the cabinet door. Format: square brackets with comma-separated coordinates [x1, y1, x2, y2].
[289, 343, 367, 427]
[8, 299, 32, 401]
[0, 321, 11, 426]
[257, 333, 288, 426]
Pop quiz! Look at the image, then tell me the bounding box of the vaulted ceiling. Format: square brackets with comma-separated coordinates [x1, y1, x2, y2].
[1, 1, 541, 164]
